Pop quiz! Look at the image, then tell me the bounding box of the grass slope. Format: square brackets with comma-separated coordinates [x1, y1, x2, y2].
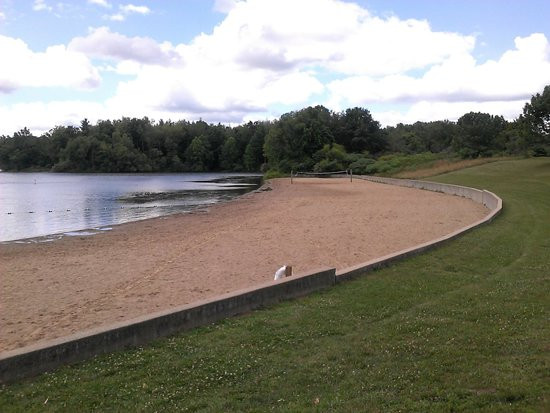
[393, 156, 511, 179]
[1, 158, 549, 412]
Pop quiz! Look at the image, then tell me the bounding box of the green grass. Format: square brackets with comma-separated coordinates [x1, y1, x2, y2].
[370, 152, 445, 176]
[363, 152, 512, 178]
[263, 169, 288, 180]
[1, 158, 549, 412]
[393, 156, 513, 179]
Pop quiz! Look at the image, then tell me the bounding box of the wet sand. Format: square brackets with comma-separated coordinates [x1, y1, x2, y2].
[0, 178, 488, 352]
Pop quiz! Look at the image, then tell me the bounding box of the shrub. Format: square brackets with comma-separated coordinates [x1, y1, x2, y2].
[348, 157, 376, 175]
[263, 169, 287, 180]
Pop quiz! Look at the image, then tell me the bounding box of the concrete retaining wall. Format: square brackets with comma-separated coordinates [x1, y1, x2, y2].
[482, 190, 501, 210]
[335, 175, 503, 282]
[356, 175, 485, 203]
[0, 176, 502, 384]
[355, 175, 502, 212]
[0, 267, 335, 383]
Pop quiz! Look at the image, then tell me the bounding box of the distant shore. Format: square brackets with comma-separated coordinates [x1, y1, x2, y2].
[0, 178, 487, 352]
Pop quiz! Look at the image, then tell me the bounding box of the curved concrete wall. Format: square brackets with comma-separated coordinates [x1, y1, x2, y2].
[355, 175, 502, 211]
[0, 177, 502, 384]
[335, 176, 502, 282]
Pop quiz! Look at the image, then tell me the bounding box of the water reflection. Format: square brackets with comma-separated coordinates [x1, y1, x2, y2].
[0, 173, 262, 242]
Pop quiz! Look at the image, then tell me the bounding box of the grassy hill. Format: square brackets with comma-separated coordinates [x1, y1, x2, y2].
[1, 158, 549, 412]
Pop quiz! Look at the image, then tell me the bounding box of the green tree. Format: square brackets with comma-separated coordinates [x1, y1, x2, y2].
[205, 124, 230, 170]
[220, 136, 241, 171]
[93, 120, 115, 143]
[0, 128, 52, 171]
[454, 112, 507, 158]
[385, 121, 457, 154]
[80, 118, 91, 136]
[263, 106, 333, 171]
[46, 126, 79, 165]
[243, 131, 266, 171]
[521, 84, 550, 155]
[263, 125, 292, 171]
[185, 135, 213, 172]
[334, 107, 386, 154]
[55, 135, 100, 171]
[114, 117, 152, 153]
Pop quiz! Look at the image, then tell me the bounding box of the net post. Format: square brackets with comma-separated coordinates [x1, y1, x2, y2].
[350, 169, 353, 182]
[291, 170, 293, 184]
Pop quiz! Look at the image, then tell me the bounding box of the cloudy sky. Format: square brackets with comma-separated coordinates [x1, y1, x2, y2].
[1, 0, 549, 135]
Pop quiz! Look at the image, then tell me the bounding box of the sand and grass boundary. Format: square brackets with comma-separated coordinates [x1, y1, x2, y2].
[336, 176, 502, 282]
[0, 176, 502, 383]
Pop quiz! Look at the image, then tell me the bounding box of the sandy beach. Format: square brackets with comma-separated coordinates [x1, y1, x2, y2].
[0, 178, 488, 352]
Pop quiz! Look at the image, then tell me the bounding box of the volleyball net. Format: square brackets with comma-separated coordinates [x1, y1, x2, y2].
[290, 169, 353, 183]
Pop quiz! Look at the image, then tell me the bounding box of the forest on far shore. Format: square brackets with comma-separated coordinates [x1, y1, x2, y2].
[0, 85, 548, 175]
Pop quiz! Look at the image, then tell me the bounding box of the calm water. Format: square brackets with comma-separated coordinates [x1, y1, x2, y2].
[0, 172, 262, 242]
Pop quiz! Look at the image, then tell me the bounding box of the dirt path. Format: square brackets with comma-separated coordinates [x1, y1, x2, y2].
[0, 178, 487, 352]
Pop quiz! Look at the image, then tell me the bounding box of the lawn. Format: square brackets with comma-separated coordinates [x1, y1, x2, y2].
[1, 158, 549, 412]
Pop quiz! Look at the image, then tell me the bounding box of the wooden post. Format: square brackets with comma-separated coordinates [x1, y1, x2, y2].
[350, 169, 353, 182]
[290, 170, 293, 184]
[285, 265, 293, 277]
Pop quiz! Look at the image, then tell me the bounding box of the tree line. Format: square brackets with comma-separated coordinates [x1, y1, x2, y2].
[0, 85, 548, 174]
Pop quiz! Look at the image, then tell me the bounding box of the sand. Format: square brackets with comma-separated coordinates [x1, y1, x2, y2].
[0, 178, 488, 352]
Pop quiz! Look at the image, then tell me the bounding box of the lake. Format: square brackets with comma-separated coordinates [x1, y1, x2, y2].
[0, 172, 262, 243]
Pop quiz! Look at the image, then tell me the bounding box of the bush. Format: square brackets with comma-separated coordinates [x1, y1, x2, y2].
[348, 157, 376, 175]
[313, 158, 345, 172]
[263, 169, 287, 180]
[369, 152, 443, 176]
[531, 145, 549, 157]
[312, 143, 355, 172]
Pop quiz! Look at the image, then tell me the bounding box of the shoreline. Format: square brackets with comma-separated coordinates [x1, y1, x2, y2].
[0, 171, 263, 243]
[0, 193, 246, 245]
[0, 178, 487, 352]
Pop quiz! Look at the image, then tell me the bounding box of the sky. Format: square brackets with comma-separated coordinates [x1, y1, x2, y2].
[0, 0, 549, 135]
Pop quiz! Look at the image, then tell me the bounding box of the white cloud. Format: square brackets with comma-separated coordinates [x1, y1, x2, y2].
[374, 100, 528, 127]
[33, 0, 52, 12]
[213, 0, 239, 13]
[106, 63, 323, 117]
[96, 0, 475, 122]
[108, 13, 124, 21]
[2, 0, 549, 134]
[69, 27, 180, 65]
[112, 60, 142, 75]
[196, 0, 474, 77]
[0, 36, 101, 93]
[0, 101, 107, 135]
[0, 11, 5, 20]
[88, 0, 111, 8]
[120, 4, 150, 15]
[326, 33, 550, 111]
[106, 3, 151, 21]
